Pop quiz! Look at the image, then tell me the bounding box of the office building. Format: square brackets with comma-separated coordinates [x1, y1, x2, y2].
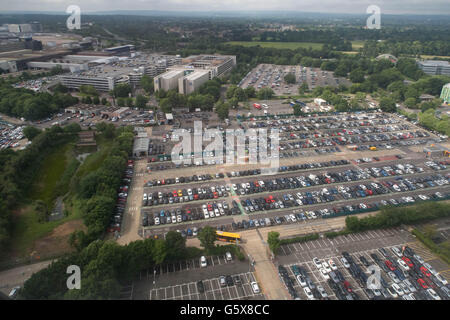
[154, 69, 186, 92]
[417, 60, 450, 76]
[178, 70, 210, 95]
[154, 54, 236, 94]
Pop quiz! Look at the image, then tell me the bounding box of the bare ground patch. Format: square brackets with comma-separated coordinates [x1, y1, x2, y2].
[31, 219, 86, 259]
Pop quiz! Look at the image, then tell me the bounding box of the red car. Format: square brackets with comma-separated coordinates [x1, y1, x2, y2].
[343, 281, 352, 293]
[420, 266, 431, 277]
[385, 260, 396, 271]
[401, 256, 414, 268]
[417, 278, 428, 289]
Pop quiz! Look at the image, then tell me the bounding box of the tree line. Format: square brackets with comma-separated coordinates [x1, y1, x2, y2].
[68, 124, 134, 250]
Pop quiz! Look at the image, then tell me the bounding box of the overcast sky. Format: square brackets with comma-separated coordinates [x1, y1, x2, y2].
[1, 0, 449, 15]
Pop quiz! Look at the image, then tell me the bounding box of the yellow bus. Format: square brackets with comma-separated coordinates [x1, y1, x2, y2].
[216, 230, 241, 244]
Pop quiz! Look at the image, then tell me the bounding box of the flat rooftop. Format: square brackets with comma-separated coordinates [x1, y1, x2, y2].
[184, 70, 209, 81]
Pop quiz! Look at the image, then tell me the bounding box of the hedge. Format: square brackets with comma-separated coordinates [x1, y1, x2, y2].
[280, 233, 320, 245]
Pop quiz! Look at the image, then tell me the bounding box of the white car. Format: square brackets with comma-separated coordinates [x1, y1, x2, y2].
[388, 272, 400, 283]
[403, 279, 416, 293]
[391, 246, 403, 257]
[313, 257, 322, 269]
[296, 275, 307, 287]
[225, 252, 232, 261]
[200, 256, 207, 268]
[399, 282, 410, 295]
[391, 283, 404, 296]
[321, 262, 332, 273]
[251, 282, 260, 294]
[290, 214, 297, 222]
[317, 285, 328, 298]
[303, 287, 314, 300]
[426, 288, 441, 300]
[413, 254, 425, 265]
[397, 259, 410, 271]
[340, 257, 350, 268]
[386, 286, 398, 298]
[328, 259, 338, 271]
[319, 268, 330, 280]
[435, 273, 448, 286]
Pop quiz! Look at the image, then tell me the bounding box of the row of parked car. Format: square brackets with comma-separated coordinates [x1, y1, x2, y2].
[340, 246, 449, 300]
[279, 130, 428, 152]
[247, 112, 400, 131]
[280, 123, 411, 142]
[108, 160, 134, 233]
[142, 185, 229, 207]
[229, 191, 447, 232]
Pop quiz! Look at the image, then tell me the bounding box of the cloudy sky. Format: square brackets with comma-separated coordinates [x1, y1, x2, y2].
[1, 0, 449, 15]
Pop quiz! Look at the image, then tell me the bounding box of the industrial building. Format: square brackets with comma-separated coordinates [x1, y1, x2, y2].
[417, 60, 450, 76]
[441, 83, 450, 104]
[178, 70, 210, 94]
[154, 69, 186, 92]
[133, 127, 150, 157]
[154, 54, 236, 94]
[58, 53, 180, 91]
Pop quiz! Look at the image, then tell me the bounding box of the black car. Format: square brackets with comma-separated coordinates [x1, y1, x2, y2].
[225, 275, 234, 286]
[359, 256, 370, 267]
[197, 280, 204, 293]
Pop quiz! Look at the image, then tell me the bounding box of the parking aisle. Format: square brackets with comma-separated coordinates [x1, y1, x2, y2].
[148, 272, 264, 300]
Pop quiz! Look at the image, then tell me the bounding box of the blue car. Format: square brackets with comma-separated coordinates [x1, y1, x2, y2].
[187, 228, 193, 236]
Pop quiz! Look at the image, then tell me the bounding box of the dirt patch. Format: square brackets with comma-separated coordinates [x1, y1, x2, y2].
[31, 219, 86, 259]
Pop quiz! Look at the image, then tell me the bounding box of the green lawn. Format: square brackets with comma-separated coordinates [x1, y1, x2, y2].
[351, 40, 365, 50]
[226, 40, 366, 52]
[30, 143, 73, 208]
[226, 41, 324, 50]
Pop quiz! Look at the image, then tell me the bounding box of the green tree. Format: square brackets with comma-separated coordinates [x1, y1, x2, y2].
[135, 95, 148, 109]
[379, 97, 396, 112]
[198, 226, 217, 253]
[113, 84, 131, 98]
[405, 97, 417, 108]
[23, 126, 42, 141]
[140, 75, 154, 94]
[216, 101, 229, 120]
[267, 231, 281, 254]
[284, 73, 296, 84]
[165, 231, 186, 261]
[349, 68, 365, 83]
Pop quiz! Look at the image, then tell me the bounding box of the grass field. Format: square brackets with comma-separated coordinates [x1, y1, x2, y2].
[226, 40, 366, 52]
[30, 142, 74, 208]
[351, 40, 365, 50]
[226, 41, 324, 50]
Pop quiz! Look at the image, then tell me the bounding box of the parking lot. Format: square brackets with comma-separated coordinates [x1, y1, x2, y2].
[139, 154, 450, 239]
[238, 64, 351, 96]
[148, 272, 264, 300]
[277, 226, 450, 300]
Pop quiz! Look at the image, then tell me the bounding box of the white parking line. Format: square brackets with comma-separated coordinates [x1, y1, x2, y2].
[304, 241, 310, 250]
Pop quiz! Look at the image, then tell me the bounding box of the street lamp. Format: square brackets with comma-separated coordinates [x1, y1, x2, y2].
[153, 269, 156, 285]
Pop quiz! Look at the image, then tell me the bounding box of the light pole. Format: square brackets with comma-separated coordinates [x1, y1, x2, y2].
[153, 269, 156, 285]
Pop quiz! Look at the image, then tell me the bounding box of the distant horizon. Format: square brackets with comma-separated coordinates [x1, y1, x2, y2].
[0, 0, 449, 16]
[0, 9, 449, 17]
